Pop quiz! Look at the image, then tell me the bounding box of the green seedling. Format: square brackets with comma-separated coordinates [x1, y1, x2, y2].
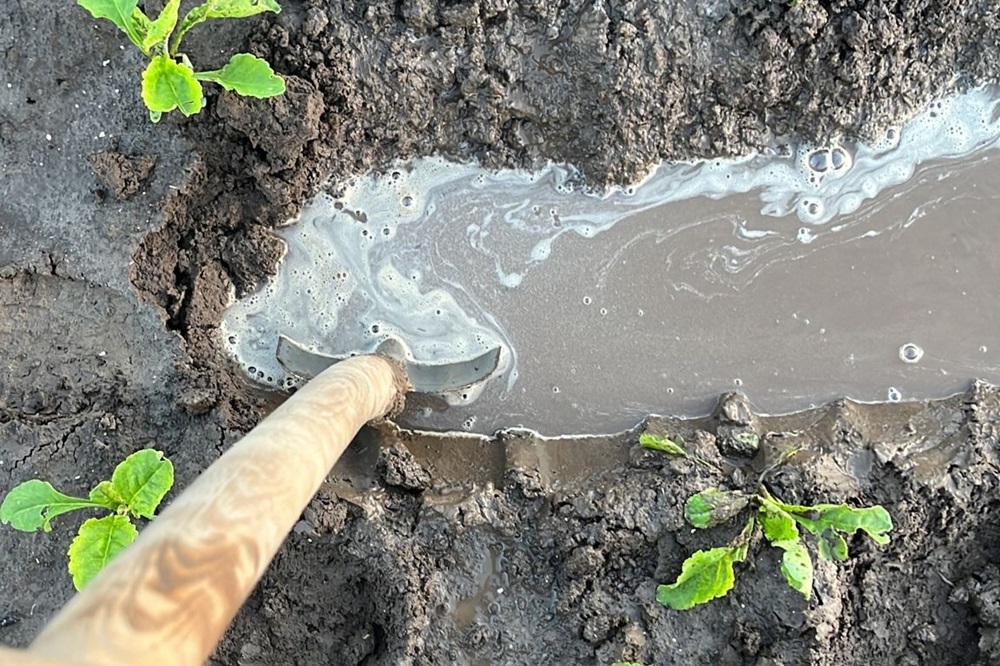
[639, 433, 722, 473]
[645, 435, 892, 610]
[77, 0, 286, 121]
[0, 449, 174, 590]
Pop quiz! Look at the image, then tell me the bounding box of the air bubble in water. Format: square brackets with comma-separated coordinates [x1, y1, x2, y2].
[808, 149, 832, 172]
[898, 343, 923, 363]
[830, 146, 850, 171]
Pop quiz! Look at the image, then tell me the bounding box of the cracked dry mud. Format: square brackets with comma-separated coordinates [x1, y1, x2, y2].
[2, 0, 1000, 664]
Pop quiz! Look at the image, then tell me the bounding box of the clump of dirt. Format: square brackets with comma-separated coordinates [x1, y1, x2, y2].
[377, 443, 433, 491]
[87, 149, 157, 201]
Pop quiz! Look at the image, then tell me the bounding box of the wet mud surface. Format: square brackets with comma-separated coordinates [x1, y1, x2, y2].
[2, 0, 1000, 663]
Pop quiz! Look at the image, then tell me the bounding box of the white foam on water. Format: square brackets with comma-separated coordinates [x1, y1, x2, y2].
[221, 87, 1000, 415]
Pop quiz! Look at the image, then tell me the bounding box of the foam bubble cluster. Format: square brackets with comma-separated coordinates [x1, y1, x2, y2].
[221, 87, 1000, 411]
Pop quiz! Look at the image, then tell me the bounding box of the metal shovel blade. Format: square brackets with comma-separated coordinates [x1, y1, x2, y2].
[276, 334, 502, 394]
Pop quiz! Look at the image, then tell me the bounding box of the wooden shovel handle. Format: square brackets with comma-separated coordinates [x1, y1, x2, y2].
[18, 355, 407, 666]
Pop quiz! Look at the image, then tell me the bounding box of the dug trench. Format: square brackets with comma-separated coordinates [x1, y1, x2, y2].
[2, 0, 1000, 664]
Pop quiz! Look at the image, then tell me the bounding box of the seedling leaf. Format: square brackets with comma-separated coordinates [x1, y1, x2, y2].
[142, 56, 205, 118]
[173, 0, 281, 52]
[77, 0, 145, 51]
[68, 515, 138, 590]
[132, 8, 152, 29]
[0, 480, 104, 532]
[817, 529, 849, 561]
[88, 481, 126, 510]
[110, 449, 174, 518]
[143, 0, 182, 51]
[656, 545, 746, 610]
[190, 0, 281, 20]
[685, 488, 750, 529]
[639, 433, 686, 457]
[810, 504, 893, 545]
[195, 54, 285, 98]
[772, 539, 813, 599]
[132, 8, 152, 48]
[760, 504, 798, 543]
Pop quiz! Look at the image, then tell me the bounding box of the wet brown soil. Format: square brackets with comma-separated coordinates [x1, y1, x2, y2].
[2, 0, 1000, 664]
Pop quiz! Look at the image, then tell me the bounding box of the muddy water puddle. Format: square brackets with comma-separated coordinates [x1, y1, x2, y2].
[223, 88, 1000, 435]
[508, 157, 1000, 433]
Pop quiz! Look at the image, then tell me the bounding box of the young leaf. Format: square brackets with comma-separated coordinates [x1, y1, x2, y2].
[192, 0, 281, 20]
[759, 504, 799, 543]
[765, 495, 893, 546]
[772, 539, 814, 599]
[639, 433, 686, 457]
[816, 529, 849, 561]
[68, 515, 138, 591]
[173, 0, 281, 53]
[195, 54, 285, 98]
[88, 481, 126, 510]
[685, 488, 750, 529]
[656, 545, 745, 610]
[811, 504, 893, 545]
[132, 7, 152, 30]
[110, 449, 174, 519]
[0, 480, 104, 532]
[143, 0, 183, 51]
[142, 56, 205, 119]
[77, 0, 145, 51]
[131, 8, 152, 49]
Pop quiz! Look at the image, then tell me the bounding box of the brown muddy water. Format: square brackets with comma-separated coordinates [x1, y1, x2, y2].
[223, 88, 1000, 435]
[485, 150, 1000, 433]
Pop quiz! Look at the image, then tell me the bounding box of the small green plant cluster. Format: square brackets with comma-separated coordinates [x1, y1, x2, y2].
[0, 449, 174, 590]
[640, 433, 893, 610]
[77, 0, 286, 121]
